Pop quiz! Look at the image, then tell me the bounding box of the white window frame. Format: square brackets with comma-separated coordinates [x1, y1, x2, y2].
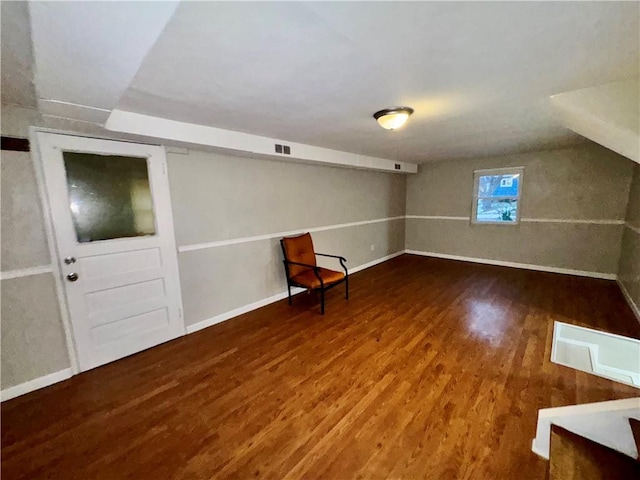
[471, 167, 524, 225]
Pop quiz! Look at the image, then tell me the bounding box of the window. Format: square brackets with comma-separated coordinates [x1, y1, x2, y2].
[63, 152, 156, 242]
[472, 167, 523, 224]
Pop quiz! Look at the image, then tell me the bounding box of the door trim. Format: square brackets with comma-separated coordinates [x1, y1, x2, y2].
[31, 128, 81, 374]
[30, 128, 185, 374]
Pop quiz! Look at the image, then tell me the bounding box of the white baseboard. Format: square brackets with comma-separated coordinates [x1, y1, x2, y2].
[348, 250, 405, 274]
[8, 249, 624, 401]
[186, 250, 405, 335]
[1, 368, 72, 402]
[617, 279, 640, 323]
[404, 250, 617, 280]
[1, 251, 406, 401]
[186, 287, 306, 334]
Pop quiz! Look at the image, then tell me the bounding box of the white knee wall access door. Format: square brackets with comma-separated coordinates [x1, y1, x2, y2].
[37, 132, 185, 372]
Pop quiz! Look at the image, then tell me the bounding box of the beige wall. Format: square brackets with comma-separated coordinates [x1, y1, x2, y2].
[1, 274, 70, 388]
[1, 104, 635, 393]
[1, 150, 51, 270]
[1, 146, 71, 390]
[0, 106, 406, 389]
[406, 144, 634, 275]
[618, 163, 640, 314]
[168, 150, 406, 326]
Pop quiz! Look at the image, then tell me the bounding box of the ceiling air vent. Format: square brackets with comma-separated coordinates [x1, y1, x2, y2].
[275, 144, 291, 154]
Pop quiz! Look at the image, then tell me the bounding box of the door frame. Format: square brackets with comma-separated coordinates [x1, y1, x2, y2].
[30, 127, 185, 374]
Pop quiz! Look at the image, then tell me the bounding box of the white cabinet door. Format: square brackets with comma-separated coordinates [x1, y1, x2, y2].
[37, 132, 184, 371]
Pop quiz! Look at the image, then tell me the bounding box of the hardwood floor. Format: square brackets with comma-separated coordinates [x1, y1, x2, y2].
[2, 255, 639, 480]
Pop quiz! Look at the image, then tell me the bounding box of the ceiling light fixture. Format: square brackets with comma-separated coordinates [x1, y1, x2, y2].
[373, 106, 414, 130]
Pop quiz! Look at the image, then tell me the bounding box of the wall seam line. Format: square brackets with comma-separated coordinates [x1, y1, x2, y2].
[406, 215, 625, 225]
[0, 265, 53, 280]
[624, 222, 640, 235]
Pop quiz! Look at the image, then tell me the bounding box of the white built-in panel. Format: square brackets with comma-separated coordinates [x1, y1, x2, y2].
[106, 110, 419, 174]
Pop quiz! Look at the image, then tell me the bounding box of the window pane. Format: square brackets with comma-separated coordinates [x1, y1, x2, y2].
[476, 198, 518, 223]
[478, 173, 520, 198]
[63, 152, 156, 243]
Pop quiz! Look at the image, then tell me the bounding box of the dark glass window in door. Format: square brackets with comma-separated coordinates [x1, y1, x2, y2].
[63, 152, 156, 242]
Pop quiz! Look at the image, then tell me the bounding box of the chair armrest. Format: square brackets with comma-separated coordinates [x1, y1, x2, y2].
[315, 253, 348, 276]
[315, 252, 347, 262]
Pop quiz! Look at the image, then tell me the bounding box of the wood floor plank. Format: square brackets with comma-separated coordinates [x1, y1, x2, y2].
[2, 255, 639, 479]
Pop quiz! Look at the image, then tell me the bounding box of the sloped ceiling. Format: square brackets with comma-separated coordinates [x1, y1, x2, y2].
[6, 1, 640, 163]
[552, 78, 640, 164]
[27, 1, 179, 123]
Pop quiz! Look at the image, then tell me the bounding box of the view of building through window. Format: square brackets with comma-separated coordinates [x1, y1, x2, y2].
[472, 168, 523, 224]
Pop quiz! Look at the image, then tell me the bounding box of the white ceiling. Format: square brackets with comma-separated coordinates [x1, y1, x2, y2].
[27, 1, 179, 123]
[4, 2, 640, 163]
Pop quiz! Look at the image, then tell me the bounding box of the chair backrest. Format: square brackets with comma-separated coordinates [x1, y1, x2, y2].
[281, 233, 316, 278]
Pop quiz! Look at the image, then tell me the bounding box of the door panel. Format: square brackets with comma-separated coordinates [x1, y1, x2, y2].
[86, 278, 165, 318]
[91, 308, 170, 345]
[80, 247, 164, 292]
[81, 248, 162, 278]
[85, 279, 167, 326]
[37, 132, 184, 371]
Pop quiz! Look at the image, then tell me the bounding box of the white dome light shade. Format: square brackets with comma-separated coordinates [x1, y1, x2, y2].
[373, 107, 414, 130]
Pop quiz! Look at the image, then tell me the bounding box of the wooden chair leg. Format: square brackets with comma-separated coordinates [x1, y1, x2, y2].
[320, 288, 325, 315]
[287, 283, 292, 305]
[345, 276, 349, 300]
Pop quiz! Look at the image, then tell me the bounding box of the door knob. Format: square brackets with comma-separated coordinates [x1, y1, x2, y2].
[67, 272, 79, 282]
[64, 256, 76, 265]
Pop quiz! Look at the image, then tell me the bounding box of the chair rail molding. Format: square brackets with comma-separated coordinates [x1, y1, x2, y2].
[178, 216, 406, 253]
[0, 265, 53, 281]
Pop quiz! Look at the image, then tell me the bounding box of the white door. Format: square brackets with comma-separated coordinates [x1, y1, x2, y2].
[37, 132, 184, 371]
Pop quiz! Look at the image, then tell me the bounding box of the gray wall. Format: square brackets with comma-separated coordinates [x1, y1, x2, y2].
[0, 106, 406, 389]
[618, 163, 640, 312]
[168, 150, 406, 326]
[1, 104, 637, 393]
[405, 144, 634, 275]
[1, 149, 71, 389]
